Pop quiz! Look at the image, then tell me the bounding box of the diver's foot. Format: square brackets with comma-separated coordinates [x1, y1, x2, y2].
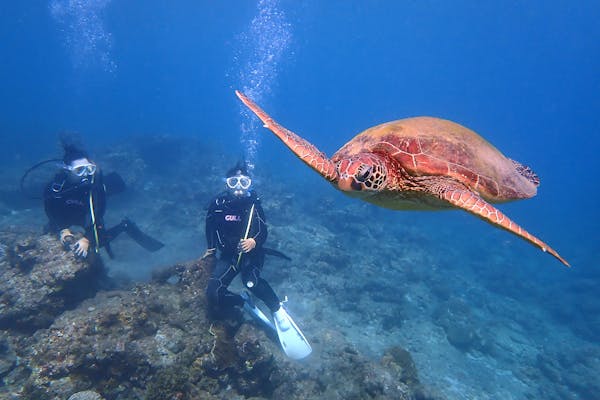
[240, 290, 253, 306]
[273, 307, 291, 332]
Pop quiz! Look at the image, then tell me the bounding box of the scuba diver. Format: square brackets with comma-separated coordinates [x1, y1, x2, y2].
[42, 141, 164, 259]
[203, 162, 311, 360]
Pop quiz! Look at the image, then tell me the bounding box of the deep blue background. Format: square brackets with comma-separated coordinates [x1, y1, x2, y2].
[1, 1, 598, 270]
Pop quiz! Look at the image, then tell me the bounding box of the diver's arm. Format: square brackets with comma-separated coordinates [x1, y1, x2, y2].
[83, 215, 102, 244]
[250, 201, 268, 248]
[84, 181, 106, 244]
[43, 191, 69, 234]
[92, 174, 108, 218]
[44, 192, 75, 246]
[205, 201, 219, 251]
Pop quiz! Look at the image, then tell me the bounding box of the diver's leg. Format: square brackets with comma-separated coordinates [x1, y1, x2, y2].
[241, 253, 280, 313]
[120, 218, 164, 251]
[206, 259, 244, 310]
[102, 220, 127, 245]
[95, 221, 128, 258]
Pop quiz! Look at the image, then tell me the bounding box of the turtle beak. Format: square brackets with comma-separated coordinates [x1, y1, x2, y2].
[337, 159, 367, 191]
[338, 177, 352, 191]
[338, 176, 362, 191]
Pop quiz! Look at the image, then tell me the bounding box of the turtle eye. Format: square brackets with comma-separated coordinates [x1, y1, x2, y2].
[355, 165, 371, 182]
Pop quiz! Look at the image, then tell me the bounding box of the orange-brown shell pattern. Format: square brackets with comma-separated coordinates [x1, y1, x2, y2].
[332, 117, 537, 202]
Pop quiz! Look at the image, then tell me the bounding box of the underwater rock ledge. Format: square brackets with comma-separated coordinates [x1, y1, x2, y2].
[0, 232, 107, 333]
[0, 231, 440, 400]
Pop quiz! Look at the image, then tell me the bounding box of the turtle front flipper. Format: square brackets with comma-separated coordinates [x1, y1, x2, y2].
[236, 91, 338, 182]
[438, 185, 570, 267]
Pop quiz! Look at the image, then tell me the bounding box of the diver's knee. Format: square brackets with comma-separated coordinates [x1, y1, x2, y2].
[206, 280, 220, 304]
[245, 277, 269, 297]
[241, 277, 257, 291]
[241, 268, 259, 289]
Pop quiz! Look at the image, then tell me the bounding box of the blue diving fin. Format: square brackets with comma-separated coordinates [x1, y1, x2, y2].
[241, 291, 276, 332]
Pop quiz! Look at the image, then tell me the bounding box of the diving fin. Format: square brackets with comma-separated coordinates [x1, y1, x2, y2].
[263, 247, 292, 261]
[241, 291, 276, 332]
[122, 218, 164, 252]
[273, 304, 312, 360]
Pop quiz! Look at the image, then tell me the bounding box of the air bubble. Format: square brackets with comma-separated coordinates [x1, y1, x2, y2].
[236, 0, 292, 172]
[49, 0, 116, 73]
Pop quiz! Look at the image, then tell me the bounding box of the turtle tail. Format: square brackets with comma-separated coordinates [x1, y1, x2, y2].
[511, 159, 540, 187]
[236, 90, 338, 182]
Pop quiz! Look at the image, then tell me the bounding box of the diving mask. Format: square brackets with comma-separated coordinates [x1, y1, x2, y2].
[66, 162, 97, 177]
[226, 175, 252, 190]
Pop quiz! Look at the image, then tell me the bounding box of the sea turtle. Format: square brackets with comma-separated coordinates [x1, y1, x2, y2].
[235, 91, 569, 267]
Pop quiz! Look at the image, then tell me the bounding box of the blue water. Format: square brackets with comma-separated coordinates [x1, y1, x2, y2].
[1, 1, 599, 398]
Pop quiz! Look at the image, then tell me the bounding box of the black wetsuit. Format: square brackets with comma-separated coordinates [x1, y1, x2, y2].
[43, 171, 126, 254]
[205, 191, 281, 313]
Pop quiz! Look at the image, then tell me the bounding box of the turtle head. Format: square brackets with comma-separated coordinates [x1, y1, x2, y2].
[336, 153, 387, 193]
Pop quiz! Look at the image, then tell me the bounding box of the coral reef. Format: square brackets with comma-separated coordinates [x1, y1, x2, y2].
[0, 231, 107, 332]
[0, 231, 430, 399]
[2, 135, 598, 400]
[432, 296, 494, 354]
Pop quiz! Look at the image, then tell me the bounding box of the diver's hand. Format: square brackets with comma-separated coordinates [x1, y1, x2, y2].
[72, 238, 90, 258]
[59, 229, 74, 246]
[238, 238, 256, 253]
[202, 248, 216, 259]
